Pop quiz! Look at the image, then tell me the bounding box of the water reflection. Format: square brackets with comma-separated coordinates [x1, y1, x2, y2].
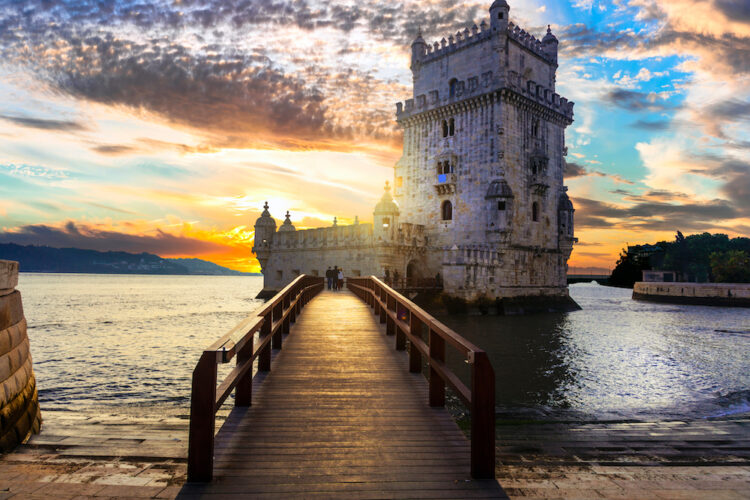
[435, 283, 750, 421]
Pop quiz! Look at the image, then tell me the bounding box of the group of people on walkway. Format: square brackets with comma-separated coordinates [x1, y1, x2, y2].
[326, 267, 344, 291]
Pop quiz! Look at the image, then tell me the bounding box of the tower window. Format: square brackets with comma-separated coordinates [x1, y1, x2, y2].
[497, 201, 506, 211]
[532, 202, 539, 222]
[449, 79, 458, 98]
[449, 118, 455, 136]
[532, 118, 540, 137]
[442, 119, 448, 137]
[382, 217, 390, 228]
[498, 12, 503, 19]
[441, 200, 453, 221]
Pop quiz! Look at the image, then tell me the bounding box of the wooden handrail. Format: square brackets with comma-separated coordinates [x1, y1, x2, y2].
[346, 276, 496, 479]
[187, 274, 325, 482]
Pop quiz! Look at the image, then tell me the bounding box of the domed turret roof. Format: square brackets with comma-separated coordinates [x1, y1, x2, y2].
[278, 211, 296, 232]
[374, 181, 400, 215]
[254, 201, 277, 228]
[542, 25, 558, 44]
[558, 192, 574, 211]
[485, 179, 514, 199]
[412, 28, 426, 46]
[490, 0, 510, 10]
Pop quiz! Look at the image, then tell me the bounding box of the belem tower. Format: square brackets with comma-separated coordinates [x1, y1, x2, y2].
[253, 0, 578, 310]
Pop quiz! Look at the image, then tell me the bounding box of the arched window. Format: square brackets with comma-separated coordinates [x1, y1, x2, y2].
[498, 11, 504, 19]
[442, 120, 448, 138]
[532, 119, 540, 137]
[532, 202, 539, 222]
[449, 118, 455, 136]
[449, 79, 457, 98]
[441, 200, 453, 221]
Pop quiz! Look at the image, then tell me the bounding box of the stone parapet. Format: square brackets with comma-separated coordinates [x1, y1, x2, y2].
[633, 282, 750, 307]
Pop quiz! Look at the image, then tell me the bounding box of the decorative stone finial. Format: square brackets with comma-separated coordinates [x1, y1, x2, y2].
[333, 216, 338, 227]
[285, 210, 291, 220]
[384, 181, 391, 192]
[263, 201, 269, 210]
[354, 215, 359, 225]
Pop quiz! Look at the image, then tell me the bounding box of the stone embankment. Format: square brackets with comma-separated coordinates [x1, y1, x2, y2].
[0, 260, 42, 452]
[633, 282, 750, 307]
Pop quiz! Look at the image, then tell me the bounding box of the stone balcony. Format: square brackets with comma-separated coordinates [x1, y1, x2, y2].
[434, 173, 457, 195]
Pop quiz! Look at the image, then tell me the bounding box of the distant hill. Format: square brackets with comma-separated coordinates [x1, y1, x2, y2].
[0, 243, 259, 276]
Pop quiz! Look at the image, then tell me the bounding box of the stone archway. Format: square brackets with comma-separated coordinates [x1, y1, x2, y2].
[406, 260, 422, 287]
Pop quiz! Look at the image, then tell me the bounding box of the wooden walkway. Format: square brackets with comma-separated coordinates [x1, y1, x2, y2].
[178, 290, 506, 499]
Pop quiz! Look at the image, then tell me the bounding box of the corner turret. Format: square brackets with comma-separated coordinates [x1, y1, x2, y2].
[411, 29, 427, 70]
[252, 201, 276, 271]
[542, 25, 558, 65]
[373, 181, 400, 242]
[278, 211, 296, 232]
[490, 0, 509, 32]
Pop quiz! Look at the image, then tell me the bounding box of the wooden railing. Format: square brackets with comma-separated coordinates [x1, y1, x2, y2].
[347, 276, 496, 479]
[187, 274, 324, 482]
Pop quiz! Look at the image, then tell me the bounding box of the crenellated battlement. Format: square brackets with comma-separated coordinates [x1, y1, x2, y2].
[417, 21, 491, 63]
[395, 70, 573, 122]
[506, 23, 554, 63]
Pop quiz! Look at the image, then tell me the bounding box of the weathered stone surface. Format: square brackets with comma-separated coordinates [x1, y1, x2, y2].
[253, 1, 577, 306]
[0, 260, 18, 293]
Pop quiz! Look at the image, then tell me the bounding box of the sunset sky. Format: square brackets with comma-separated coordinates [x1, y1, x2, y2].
[0, 0, 748, 273]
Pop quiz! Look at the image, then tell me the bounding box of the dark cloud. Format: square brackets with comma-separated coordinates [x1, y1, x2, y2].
[630, 119, 672, 130]
[603, 89, 673, 111]
[703, 99, 750, 121]
[573, 196, 740, 231]
[0, 221, 229, 256]
[564, 161, 587, 178]
[714, 0, 750, 23]
[92, 144, 137, 155]
[0, 114, 88, 131]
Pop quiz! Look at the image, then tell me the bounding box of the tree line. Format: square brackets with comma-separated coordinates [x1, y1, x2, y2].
[609, 232, 750, 288]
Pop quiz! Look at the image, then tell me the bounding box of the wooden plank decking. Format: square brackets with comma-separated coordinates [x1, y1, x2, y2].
[178, 290, 507, 499]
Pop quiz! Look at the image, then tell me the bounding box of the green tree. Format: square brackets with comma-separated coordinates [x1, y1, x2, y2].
[710, 250, 750, 283]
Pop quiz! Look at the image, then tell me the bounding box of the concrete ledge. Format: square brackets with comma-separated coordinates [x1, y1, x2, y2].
[633, 282, 750, 308]
[0, 260, 18, 291]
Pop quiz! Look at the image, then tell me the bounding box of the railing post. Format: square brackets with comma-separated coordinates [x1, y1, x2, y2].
[259, 311, 271, 372]
[235, 324, 254, 407]
[386, 294, 395, 336]
[290, 287, 297, 324]
[396, 305, 406, 351]
[379, 287, 386, 324]
[429, 327, 445, 407]
[471, 351, 496, 479]
[373, 284, 380, 316]
[282, 295, 291, 334]
[187, 352, 217, 482]
[409, 315, 422, 373]
[272, 302, 283, 349]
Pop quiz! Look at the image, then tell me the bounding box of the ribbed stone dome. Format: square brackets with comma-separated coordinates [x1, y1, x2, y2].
[558, 192, 574, 211]
[485, 180, 514, 199]
[490, 0, 510, 9]
[542, 25, 558, 44]
[255, 202, 277, 228]
[278, 211, 296, 232]
[374, 182, 400, 215]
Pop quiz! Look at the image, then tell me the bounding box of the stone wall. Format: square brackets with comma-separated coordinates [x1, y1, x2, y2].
[633, 282, 750, 307]
[0, 260, 42, 453]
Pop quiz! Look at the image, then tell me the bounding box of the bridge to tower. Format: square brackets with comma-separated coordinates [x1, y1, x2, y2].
[182, 275, 505, 498]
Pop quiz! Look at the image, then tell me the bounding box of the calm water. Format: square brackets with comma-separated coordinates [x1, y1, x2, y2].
[18, 274, 750, 421]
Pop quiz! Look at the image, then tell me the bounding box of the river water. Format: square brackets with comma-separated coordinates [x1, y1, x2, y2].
[18, 274, 750, 421]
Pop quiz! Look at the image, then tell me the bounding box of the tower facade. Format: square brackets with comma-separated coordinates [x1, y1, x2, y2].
[253, 1, 578, 310]
[393, 0, 577, 302]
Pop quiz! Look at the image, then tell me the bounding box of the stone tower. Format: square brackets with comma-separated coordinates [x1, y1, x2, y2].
[393, 0, 578, 307]
[252, 202, 276, 271]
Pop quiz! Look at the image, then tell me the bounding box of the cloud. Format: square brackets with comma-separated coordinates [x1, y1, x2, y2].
[0, 114, 88, 132]
[0, 221, 231, 256]
[603, 89, 674, 111]
[91, 144, 138, 155]
[630, 119, 672, 130]
[564, 160, 587, 178]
